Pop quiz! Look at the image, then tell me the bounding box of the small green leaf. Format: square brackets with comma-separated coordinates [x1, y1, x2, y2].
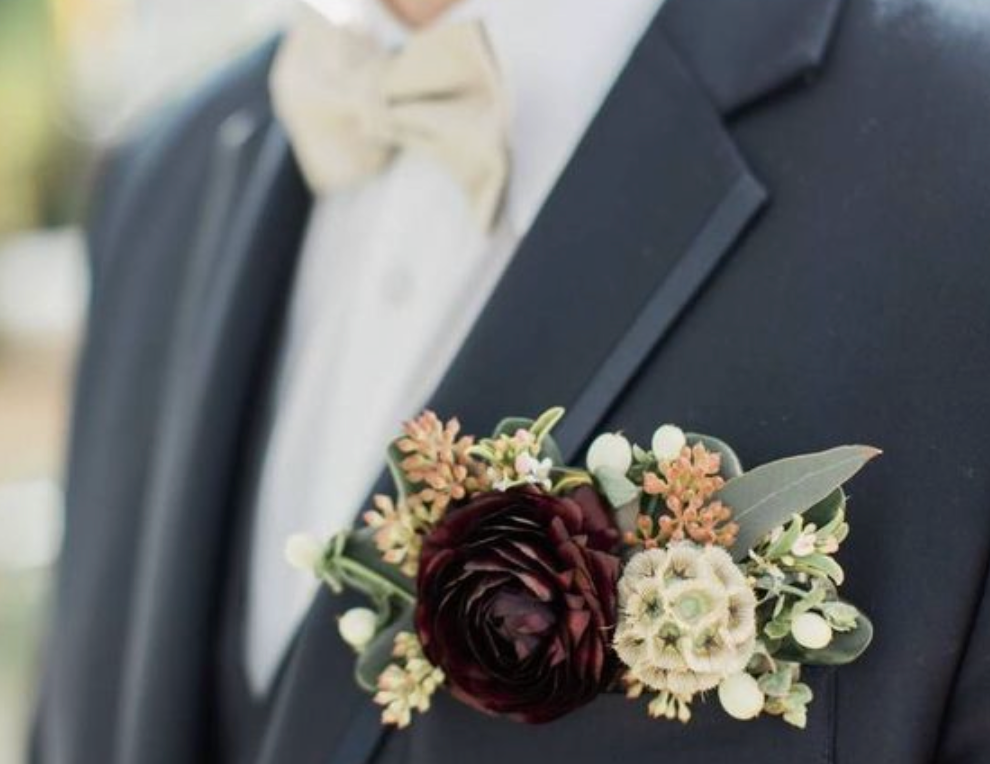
[540, 434, 565, 467]
[719, 445, 880, 560]
[791, 584, 827, 616]
[593, 466, 641, 509]
[385, 441, 416, 501]
[765, 615, 792, 640]
[531, 407, 565, 442]
[792, 553, 845, 585]
[763, 516, 803, 558]
[632, 444, 652, 464]
[687, 433, 744, 478]
[355, 606, 414, 693]
[804, 488, 846, 529]
[819, 601, 860, 631]
[758, 666, 794, 698]
[773, 609, 874, 666]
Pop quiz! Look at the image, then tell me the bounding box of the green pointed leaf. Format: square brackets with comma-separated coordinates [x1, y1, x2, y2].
[530, 407, 565, 442]
[593, 466, 641, 509]
[687, 433, 744, 478]
[791, 553, 845, 585]
[385, 441, 416, 501]
[773, 609, 874, 666]
[804, 488, 846, 529]
[719, 445, 880, 560]
[355, 606, 414, 693]
[763, 516, 803, 558]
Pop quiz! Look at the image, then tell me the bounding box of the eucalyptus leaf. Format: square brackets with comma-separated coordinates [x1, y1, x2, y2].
[773, 610, 874, 666]
[687, 433, 744, 478]
[719, 445, 880, 560]
[492, 416, 535, 439]
[594, 466, 641, 509]
[355, 606, 414, 693]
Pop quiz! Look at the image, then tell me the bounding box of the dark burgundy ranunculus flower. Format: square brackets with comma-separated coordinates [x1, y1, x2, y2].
[415, 486, 621, 723]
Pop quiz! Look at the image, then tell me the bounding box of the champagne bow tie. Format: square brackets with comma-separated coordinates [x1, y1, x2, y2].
[270, 7, 510, 230]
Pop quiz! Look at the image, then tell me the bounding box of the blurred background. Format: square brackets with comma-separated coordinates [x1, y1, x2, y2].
[0, 0, 287, 759]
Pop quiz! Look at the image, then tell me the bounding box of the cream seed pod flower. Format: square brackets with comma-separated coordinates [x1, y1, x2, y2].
[718, 672, 765, 720]
[614, 544, 757, 702]
[791, 612, 834, 649]
[652, 424, 687, 462]
[586, 432, 633, 474]
[338, 607, 379, 650]
[284, 533, 324, 573]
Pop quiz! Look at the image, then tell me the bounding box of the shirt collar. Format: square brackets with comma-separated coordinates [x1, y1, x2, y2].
[299, 0, 667, 235]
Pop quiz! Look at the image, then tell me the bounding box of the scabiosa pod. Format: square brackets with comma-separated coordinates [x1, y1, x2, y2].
[613, 544, 757, 715]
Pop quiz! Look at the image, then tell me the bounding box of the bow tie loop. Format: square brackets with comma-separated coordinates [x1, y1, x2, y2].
[271, 7, 510, 229]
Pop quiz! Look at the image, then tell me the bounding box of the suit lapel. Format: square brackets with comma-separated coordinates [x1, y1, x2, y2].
[255, 6, 782, 763]
[115, 125, 311, 763]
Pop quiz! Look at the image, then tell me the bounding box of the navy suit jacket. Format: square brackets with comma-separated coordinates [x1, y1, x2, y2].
[32, 0, 990, 761]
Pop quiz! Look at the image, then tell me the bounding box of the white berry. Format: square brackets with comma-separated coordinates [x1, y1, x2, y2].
[284, 533, 323, 572]
[338, 607, 379, 650]
[791, 612, 834, 649]
[718, 672, 765, 720]
[586, 432, 633, 475]
[651, 424, 686, 462]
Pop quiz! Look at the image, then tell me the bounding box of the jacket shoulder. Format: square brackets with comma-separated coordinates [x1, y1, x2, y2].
[86, 37, 280, 279]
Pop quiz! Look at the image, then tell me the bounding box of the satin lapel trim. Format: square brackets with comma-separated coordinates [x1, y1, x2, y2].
[256, 17, 767, 764]
[115, 125, 310, 764]
[425, 24, 767, 459]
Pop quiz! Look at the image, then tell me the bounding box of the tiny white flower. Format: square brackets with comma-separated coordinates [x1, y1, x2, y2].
[791, 612, 833, 649]
[652, 424, 687, 462]
[338, 607, 379, 650]
[284, 533, 324, 572]
[818, 536, 840, 554]
[514, 452, 553, 489]
[718, 672, 765, 720]
[586, 433, 633, 475]
[791, 531, 818, 557]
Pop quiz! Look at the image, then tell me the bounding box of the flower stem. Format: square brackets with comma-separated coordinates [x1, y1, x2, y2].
[326, 555, 416, 606]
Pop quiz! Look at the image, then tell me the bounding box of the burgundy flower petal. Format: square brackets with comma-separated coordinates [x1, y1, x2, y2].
[415, 487, 621, 723]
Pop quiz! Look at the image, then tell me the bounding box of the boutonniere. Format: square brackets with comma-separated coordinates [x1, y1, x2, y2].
[286, 408, 879, 729]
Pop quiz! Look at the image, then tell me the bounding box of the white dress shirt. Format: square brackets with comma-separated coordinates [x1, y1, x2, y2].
[246, 0, 666, 696]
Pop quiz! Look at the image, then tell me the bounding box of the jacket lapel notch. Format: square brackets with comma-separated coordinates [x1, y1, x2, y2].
[660, 0, 847, 116]
[425, 12, 767, 459]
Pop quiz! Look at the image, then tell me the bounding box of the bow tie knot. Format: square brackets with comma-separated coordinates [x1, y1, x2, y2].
[271, 7, 510, 229]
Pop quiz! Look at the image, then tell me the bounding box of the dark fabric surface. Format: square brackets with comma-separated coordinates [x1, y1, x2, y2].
[32, 0, 990, 762]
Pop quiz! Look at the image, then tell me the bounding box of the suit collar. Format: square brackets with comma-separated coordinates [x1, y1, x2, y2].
[661, 0, 845, 115]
